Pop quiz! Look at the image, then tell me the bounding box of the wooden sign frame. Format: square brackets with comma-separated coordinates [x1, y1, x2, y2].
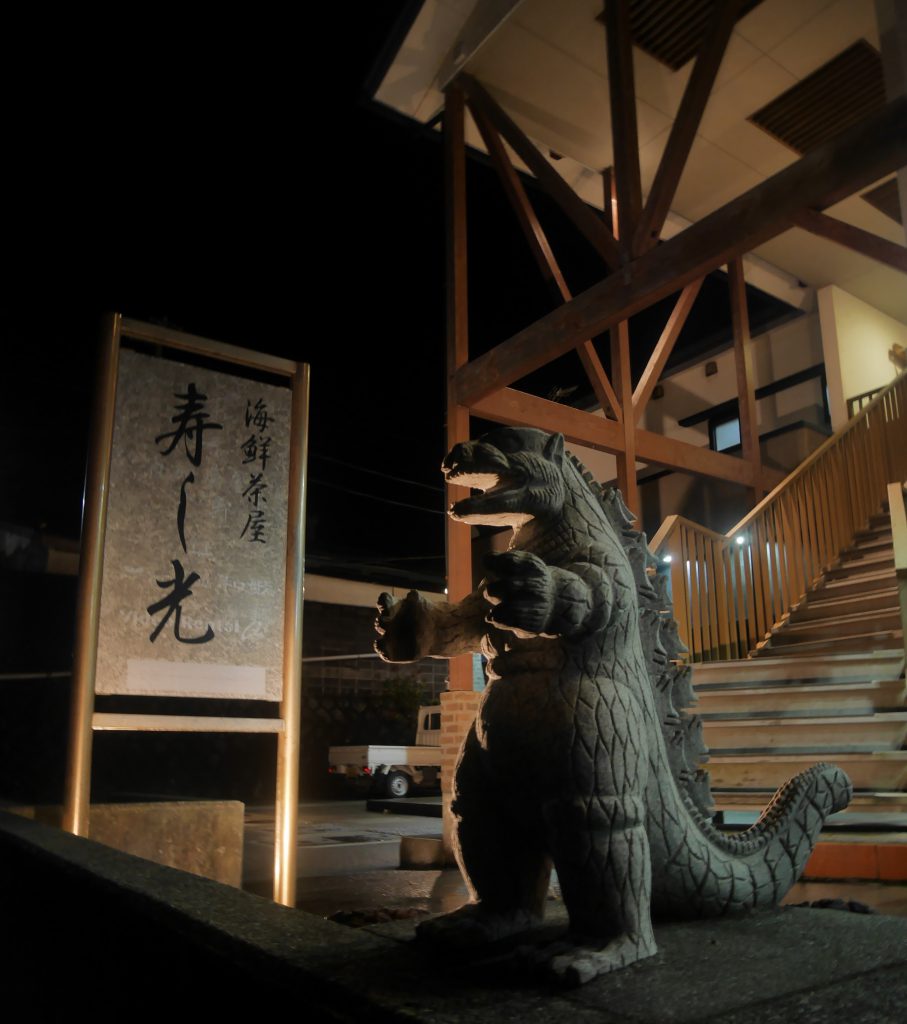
[62, 313, 309, 907]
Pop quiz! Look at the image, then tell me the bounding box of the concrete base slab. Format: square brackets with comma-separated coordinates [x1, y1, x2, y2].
[8, 800, 243, 885]
[4, 812, 907, 1021]
[399, 834, 446, 868]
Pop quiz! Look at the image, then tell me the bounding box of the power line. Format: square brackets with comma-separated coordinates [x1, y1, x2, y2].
[310, 477, 446, 515]
[311, 453, 444, 493]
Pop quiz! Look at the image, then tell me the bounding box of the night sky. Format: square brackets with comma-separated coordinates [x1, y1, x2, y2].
[2, 2, 793, 591]
[3, 4, 450, 588]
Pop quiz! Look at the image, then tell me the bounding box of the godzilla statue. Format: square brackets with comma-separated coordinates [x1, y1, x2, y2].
[375, 427, 851, 986]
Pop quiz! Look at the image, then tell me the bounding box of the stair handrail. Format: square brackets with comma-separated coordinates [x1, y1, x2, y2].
[888, 480, 907, 668]
[650, 368, 907, 662]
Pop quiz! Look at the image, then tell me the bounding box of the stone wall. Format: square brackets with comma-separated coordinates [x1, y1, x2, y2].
[303, 600, 448, 699]
[439, 689, 483, 856]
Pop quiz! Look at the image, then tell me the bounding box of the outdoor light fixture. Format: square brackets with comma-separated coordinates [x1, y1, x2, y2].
[735, 535, 746, 545]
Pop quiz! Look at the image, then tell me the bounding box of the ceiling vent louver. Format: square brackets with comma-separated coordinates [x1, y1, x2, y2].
[597, 0, 764, 72]
[748, 41, 885, 155]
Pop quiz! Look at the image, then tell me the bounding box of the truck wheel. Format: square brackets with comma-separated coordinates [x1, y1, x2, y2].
[386, 771, 410, 798]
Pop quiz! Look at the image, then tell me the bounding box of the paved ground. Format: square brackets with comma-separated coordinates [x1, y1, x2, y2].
[242, 798, 907, 921]
[7, 807, 907, 1019]
[242, 797, 444, 892]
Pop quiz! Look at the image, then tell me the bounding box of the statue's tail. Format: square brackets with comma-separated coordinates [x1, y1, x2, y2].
[649, 762, 852, 919]
[584, 478, 853, 915]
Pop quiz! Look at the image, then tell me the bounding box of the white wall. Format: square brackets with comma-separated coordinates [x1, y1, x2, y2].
[643, 312, 825, 443]
[568, 311, 825, 481]
[818, 284, 907, 430]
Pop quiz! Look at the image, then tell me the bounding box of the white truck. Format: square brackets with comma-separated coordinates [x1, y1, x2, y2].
[328, 705, 441, 798]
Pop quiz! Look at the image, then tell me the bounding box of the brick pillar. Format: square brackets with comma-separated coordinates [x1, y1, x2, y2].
[439, 688, 483, 863]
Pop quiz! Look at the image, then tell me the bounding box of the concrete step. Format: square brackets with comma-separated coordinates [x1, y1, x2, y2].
[693, 650, 905, 687]
[770, 609, 902, 644]
[694, 679, 907, 716]
[853, 516, 892, 535]
[809, 567, 898, 600]
[804, 833, 907, 881]
[702, 713, 907, 754]
[712, 788, 907, 817]
[842, 533, 893, 558]
[790, 586, 900, 623]
[825, 551, 896, 580]
[754, 630, 903, 657]
[707, 751, 907, 791]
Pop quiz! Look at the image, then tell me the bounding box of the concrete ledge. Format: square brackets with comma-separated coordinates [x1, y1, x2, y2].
[0, 810, 393, 1015]
[399, 834, 446, 868]
[4, 811, 907, 1021]
[7, 800, 244, 885]
[804, 834, 907, 881]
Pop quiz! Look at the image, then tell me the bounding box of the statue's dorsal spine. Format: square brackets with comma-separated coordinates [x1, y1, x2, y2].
[564, 449, 714, 818]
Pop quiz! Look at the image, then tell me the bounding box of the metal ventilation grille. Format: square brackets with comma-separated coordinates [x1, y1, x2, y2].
[748, 41, 885, 154]
[619, 0, 764, 71]
[862, 179, 903, 225]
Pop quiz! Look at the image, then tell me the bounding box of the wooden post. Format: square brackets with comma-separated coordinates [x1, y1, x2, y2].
[604, 168, 640, 514]
[63, 314, 122, 836]
[274, 362, 310, 908]
[604, 0, 642, 260]
[442, 85, 474, 862]
[887, 481, 907, 671]
[728, 259, 763, 503]
[876, 0, 907, 244]
[611, 319, 638, 514]
[444, 84, 473, 692]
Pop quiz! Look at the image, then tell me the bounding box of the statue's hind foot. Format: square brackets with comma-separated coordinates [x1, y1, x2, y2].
[416, 903, 544, 949]
[521, 932, 657, 987]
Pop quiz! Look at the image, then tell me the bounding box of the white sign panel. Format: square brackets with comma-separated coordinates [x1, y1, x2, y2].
[96, 349, 291, 700]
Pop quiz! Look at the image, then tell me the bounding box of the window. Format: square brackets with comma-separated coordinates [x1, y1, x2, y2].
[710, 415, 741, 452]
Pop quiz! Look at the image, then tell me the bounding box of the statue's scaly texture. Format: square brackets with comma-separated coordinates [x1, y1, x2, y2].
[375, 427, 851, 986]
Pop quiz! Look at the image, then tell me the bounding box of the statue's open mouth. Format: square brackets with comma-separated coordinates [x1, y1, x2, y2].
[444, 467, 529, 524]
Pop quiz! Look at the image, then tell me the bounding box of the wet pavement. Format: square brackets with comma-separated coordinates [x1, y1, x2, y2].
[242, 797, 444, 893]
[242, 799, 907, 921]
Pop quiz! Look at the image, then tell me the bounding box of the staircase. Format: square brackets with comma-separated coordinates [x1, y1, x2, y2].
[754, 512, 901, 658]
[689, 504, 907, 880]
[649, 373, 907, 880]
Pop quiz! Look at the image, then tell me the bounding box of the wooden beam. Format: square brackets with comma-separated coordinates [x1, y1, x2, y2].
[635, 428, 757, 486]
[92, 714, 284, 732]
[602, 166, 616, 233]
[454, 96, 907, 407]
[728, 258, 763, 499]
[577, 341, 623, 421]
[471, 387, 625, 452]
[632, 278, 704, 421]
[793, 208, 907, 274]
[459, 74, 620, 268]
[471, 97, 623, 419]
[469, 97, 568, 298]
[611, 319, 638, 511]
[470, 386, 782, 489]
[604, 0, 642, 254]
[444, 85, 473, 692]
[633, 0, 742, 254]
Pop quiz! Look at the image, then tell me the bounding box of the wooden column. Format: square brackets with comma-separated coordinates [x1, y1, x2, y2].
[876, 0, 907, 244]
[604, 168, 640, 515]
[611, 320, 638, 512]
[444, 84, 473, 692]
[728, 259, 763, 501]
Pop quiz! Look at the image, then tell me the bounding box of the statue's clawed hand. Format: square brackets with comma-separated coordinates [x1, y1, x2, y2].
[483, 550, 556, 638]
[374, 590, 436, 662]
